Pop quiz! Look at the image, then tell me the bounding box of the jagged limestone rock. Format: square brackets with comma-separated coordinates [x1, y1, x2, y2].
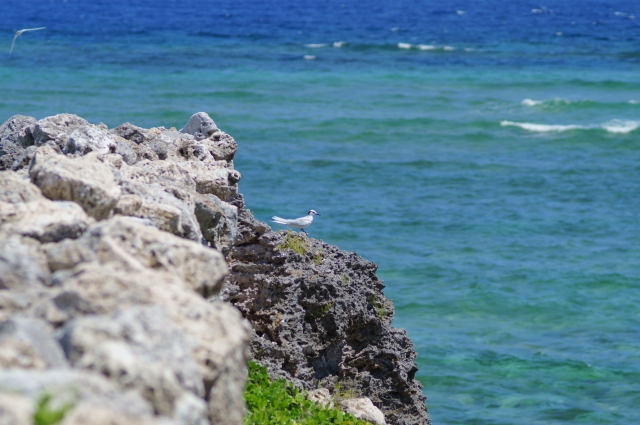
[0, 115, 36, 147]
[0, 115, 37, 170]
[222, 226, 431, 425]
[115, 180, 202, 242]
[30, 149, 121, 220]
[111, 122, 152, 145]
[44, 216, 227, 296]
[180, 112, 218, 141]
[0, 369, 156, 423]
[0, 200, 94, 243]
[64, 125, 118, 156]
[194, 193, 238, 253]
[0, 393, 33, 425]
[0, 234, 50, 289]
[0, 170, 44, 203]
[0, 317, 67, 368]
[59, 305, 204, 417]
[29, 113, 91, 150]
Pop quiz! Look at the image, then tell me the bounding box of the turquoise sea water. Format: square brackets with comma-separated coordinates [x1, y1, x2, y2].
[2, 1, 639, 424]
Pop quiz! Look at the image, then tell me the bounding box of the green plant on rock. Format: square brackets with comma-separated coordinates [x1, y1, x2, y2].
[312, 247, 324, 266]
[341, 274, 350, 285]
[244, 362, 371, 425]
[332, 381, 359, 405]
[34, 394, 74, 425]
[275, 231, 309, 256]
[368, 295, 390, 321]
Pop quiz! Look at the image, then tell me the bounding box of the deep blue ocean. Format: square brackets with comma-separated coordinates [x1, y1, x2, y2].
[2, 1, 639, 424]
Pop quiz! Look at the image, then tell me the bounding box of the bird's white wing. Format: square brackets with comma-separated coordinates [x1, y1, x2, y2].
[9, 33, 19, 56]
[9, 27, 46, 57]
[271, 215, 313, 228]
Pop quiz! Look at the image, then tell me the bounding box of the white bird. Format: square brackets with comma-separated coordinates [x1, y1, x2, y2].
[9, 27, 46, 57]
[272, 210, 321, 233]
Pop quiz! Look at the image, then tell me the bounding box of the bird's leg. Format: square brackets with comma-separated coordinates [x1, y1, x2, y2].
[301, 229, 307, 234]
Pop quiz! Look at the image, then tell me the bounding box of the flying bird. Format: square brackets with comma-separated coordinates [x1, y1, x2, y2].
[272, 210, 321, 233]
[9, 27, 46, 57]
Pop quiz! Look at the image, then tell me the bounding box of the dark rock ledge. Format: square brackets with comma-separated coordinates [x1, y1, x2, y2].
[0, 112, 430, 425]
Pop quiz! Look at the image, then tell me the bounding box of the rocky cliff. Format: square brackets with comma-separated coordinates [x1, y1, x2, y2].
[0, 112, 430, 425]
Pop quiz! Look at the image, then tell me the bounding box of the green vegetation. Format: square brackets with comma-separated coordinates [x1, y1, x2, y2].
[369, 295, 390, 321]
[332, 381, 359, 404]
[312, 248, 324, 266]
[34, 394, 73, 425]
[275, 231, 309, 256]
[304, 302, 335, 323]
[244, 362, 371, 425]
[341, 274, 350, 285]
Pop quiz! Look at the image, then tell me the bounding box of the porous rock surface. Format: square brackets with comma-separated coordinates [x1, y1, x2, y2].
[221, 225, 431, 424]
[0, 112, 250, 425]
[0, 111, 430, 425]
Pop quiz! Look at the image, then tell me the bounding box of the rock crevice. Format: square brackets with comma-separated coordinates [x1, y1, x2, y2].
[0, 112, 429, 425]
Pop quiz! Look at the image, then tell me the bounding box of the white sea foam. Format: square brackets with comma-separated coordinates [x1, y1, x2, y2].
[417, 44, 436, 50]
[521, 99, 543, 106]
[303, 55, 316, 60]
[443, 46, 455, 51]
[601, 119, 640, 134]
[628, 100, 639, 104]
[463, 48, 474, 52]
[501, 121, 581, 132]
[521, 98, 575, 107]
[398, 42, 412, 49]
[304, 43, 327, 48]
[333, 41, 346, 48]
[501, 120, 640, 134]
[456, 10, 466, 15]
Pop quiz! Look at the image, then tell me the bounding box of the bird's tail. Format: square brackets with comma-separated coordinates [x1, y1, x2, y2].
[271, 216, 289, 224]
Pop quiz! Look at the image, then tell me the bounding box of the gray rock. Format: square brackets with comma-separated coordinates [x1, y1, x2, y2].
[45, 216, 227, 297]
[0, 199, 94, 243]
[201, 131, 238, 162]
[115, 138, 138, 165]
[341, 398, 387, 425]
[59, 305, 203, 416]
[31, 113, 90, 150]
[111, 122, 152, 145]
[11, 146, 37, 171]
[0, 140, 24, 171]
[0, 369, 155, 422]
[0, 234, 50, 289]
[0, 114, 36, 147]
[0, 171, 44, 203]
[115, 180, 202, 242]
[0, 393, 33, 425]
[236, 207, 270, 246]
[30, 149, 121, 220]
[24, 260, 248, 424]
[0, 115, 37, 170]
[0, 317, 67, 368]
[64, 125, 118, 156]
[180, 113, 218, 141]
[222, 226, 431, 425]
[194, 194, 238, 253]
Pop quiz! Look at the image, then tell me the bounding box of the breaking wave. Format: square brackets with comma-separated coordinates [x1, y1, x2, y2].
[500, 119, 640, 134]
